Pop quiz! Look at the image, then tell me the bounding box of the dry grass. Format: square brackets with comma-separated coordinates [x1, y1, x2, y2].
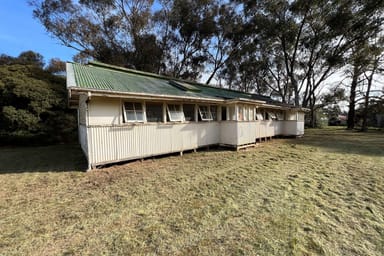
[1, 128, 383, 255]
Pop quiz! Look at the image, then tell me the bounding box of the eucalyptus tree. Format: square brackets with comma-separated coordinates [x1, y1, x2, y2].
[225, 0, 384, 127]
[360, 55, 382, 131]
[341, 0, 384, 129]
[356, 40, 384, 131]
[154, 0, 218, 80]
[203, 1, 242, 85]
[30, 0, 162, 72]
[30, 0, 384, 122]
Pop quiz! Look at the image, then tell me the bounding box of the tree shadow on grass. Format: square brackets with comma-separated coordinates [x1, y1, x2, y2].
[293, 128, 384, 157]
[0, 144, 88, 173]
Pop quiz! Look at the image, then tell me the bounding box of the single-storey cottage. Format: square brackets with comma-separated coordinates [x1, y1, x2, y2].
[66, 61, 306, 169]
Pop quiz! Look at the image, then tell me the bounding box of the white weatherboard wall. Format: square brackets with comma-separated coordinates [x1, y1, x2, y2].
[87, 123, 220, 166]
[255, 120, 276, 139]
[88, 97, 122, 125]
[274, 121, 283, 135]
[220, 121, 287, 146]
[220, 121, 239, 145]
[283, 111, 305, 136]
[79, 96, 305, 167]
[82, 97, 222, 166]
[283, 121, 305, 136]
[237, 122, 258, 145]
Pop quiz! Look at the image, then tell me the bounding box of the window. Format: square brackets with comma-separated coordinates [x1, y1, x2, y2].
[210, 106, 217, 121]
[237, 105, 250, 121]
[198, 106, 213, 121]
[256, 110, 264, 121]
[228, 106, 236, 120]
[146, 103, 163, 122]
[286, 112, 297, 120]
[244, 106, 249, 121]
[167, 104, 184, 122]
[221, 106, 227, 121]
[249, 107, 254, 121]
[298, 113, 305, 121]
[267, 112, 277, 120]
[183, 104, 195, 121]
[276, 112, 284, 120]
[124, 102, 144, 122]
[237, 105, 245, 121]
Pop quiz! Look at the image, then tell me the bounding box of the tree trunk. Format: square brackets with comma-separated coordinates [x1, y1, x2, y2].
[310, 109, 316, 127]
[309, 92, 317, 128]
[205, 64, 220, 85]
[361, 60, 377, 131]
[347, 65, 359, 129]
[292, 78, 300, 107]
[361, 88, 371, 132]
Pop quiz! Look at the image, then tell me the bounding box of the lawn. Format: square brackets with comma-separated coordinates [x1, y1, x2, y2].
[0, 128, 383, 255]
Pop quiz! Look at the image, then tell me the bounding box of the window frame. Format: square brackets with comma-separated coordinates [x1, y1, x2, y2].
[210, 105, 217, 121]
[237, 105, 243, 121]
[183, 104, 196, 122]
[267, 112, 277, 120]
[167, 104, 185, 122]
[198, 105, 213, 121]
[228, 106, 236, 120]
[221, 106, 227, 121]
[145, 102, 164, 123]
[123, 102, 144, 123]
[249, 107, 254, 121]
[256, 111, 264, 121]
[276, 112, 284, 121]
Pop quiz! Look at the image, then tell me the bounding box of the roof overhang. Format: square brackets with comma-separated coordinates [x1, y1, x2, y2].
[289, 107, 311, 112]
[259, 103, 310, 112]
[68, 87, 224, 108]
[69, 88, 309, 113]
[224, 98, 265, 105]
[260, 103, 287, 110]
[68, 87, 305, 113]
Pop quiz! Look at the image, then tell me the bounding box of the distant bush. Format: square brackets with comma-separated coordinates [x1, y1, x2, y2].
[0, 51, 77, 145]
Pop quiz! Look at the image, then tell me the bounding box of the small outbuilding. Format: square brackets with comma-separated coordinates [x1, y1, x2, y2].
[66, 61, 306, 169]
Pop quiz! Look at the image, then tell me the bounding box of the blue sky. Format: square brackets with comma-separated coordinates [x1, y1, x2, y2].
[0, 1, 77, 62]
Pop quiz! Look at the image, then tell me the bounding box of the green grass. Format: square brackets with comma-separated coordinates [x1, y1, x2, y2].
[1, 128, 383, 255]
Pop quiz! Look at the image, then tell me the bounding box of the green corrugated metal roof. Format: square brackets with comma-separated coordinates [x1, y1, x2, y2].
[67, 61, 270, 102]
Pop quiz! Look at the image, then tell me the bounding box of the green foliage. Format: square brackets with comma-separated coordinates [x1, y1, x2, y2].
[29, 0, 384, 128]
[46, 58, 66, 74]
[0, 52, 77, 145]
[2, 106, 40, 132]
[322, 86, 347, 106]
[31, 0, 161, 73]
[356, 98, 384, 128]
[164, 0, 216, 79]
[17, 51, 45, 68]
